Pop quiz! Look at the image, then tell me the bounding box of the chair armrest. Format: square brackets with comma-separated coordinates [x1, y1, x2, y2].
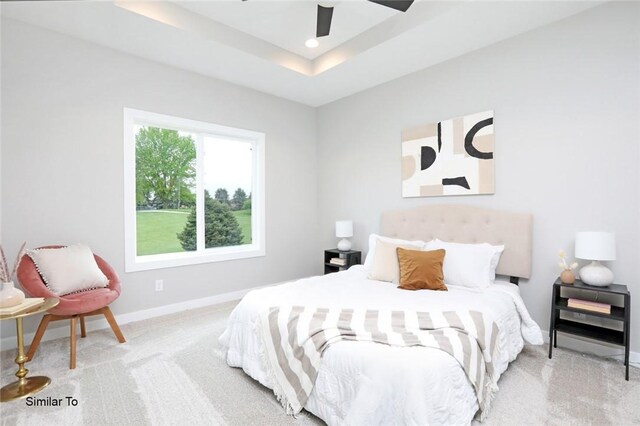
[94, 255, 121, 296]
[16, 254, 59, 299]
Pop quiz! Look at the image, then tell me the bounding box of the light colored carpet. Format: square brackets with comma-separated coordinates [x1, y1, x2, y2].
[0, 301, 638, 425]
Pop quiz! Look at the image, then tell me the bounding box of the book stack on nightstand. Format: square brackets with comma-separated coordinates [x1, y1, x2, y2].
[324, 249, 361, 275]
[567, 298, 611, 314]
[329, 257, 347, 267]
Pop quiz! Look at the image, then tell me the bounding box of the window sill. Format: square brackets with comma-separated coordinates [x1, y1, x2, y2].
[125, 244, 265, 272]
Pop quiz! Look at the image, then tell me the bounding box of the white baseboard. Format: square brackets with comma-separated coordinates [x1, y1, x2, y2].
[0, 285, 261, 351]
[542, 329, 640, 367]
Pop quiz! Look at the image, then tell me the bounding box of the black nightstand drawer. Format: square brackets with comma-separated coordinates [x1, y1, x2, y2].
[554, 319, 624, 345]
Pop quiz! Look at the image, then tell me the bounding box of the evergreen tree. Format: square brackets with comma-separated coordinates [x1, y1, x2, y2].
[177, 190, 243, 250]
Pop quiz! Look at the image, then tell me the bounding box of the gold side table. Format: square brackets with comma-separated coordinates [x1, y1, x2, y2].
[1, 297, 59, 402]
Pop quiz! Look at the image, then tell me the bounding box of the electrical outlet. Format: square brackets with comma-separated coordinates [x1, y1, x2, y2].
[155, 279, 163, 291]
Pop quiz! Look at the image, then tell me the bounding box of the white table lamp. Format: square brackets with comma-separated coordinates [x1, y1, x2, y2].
[336, 220, 353, 252]
[575, 231, 616, 287]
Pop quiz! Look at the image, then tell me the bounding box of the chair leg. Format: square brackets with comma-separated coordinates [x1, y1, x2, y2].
[80, 316, 87, 338]
[102, 307, 126, 343]
[26, 314, 52, 362]
[70, 316, 77, 369]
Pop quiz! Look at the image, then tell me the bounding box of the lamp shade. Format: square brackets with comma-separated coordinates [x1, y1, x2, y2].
[575, 232, 616, 261]
[335, 220, 353, 238]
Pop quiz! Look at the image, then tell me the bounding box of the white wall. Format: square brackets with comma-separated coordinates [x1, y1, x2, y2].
[0, 19, 318, 338]
[0, 16, 3, 244]
[317, 3, 640, 352]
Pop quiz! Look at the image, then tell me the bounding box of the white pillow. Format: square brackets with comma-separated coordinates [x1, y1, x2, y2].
[424, 239, 504, 288]
[368, 239, 421, 283]
[363, 234, 425, 272]
[27, 244, 109, 296]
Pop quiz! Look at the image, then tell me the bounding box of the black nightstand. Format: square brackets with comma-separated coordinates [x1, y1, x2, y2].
[549, 278, 631, 380]
[324, 249, 361, 275]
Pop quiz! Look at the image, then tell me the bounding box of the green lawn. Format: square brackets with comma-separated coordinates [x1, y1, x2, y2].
[136, 209, 251, 256]
[233, 209, 252, 245]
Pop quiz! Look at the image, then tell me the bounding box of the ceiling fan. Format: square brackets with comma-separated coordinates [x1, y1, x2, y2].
[240, 0, 415, 39]
[316, 1, 414, 38]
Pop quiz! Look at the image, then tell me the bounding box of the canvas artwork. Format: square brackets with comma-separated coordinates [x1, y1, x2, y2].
[401, 110, 495, 197]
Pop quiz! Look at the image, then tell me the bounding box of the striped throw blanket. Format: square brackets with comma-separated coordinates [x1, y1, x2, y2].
[258, 306, 502, 419]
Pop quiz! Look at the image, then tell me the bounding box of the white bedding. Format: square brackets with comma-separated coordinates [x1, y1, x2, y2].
[219, 266, 542, 426]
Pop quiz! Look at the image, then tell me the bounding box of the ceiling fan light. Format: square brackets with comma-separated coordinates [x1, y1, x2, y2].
[305, 38, 319, 48]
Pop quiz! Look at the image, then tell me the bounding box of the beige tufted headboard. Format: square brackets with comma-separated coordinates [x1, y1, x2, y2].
[380, 204, 533, 279]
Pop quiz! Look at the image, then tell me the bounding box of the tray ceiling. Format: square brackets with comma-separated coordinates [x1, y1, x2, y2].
[1, 1, 604, 106]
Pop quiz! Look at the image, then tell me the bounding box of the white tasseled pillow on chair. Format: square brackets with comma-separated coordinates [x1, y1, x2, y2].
[26, 244, 109, 295]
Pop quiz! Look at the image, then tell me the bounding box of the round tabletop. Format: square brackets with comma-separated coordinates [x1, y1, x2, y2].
[0, 298, 59, 321]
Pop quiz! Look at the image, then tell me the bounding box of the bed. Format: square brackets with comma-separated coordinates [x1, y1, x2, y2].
[220, 205, 543, 425]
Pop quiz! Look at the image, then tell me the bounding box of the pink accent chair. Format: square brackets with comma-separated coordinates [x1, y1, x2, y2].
[17, 246, 126, 369]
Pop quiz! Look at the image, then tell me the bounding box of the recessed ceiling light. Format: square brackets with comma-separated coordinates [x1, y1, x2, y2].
[305, 38, 319, 48]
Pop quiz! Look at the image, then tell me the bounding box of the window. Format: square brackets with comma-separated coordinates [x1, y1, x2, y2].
[124, 108, 265, 272]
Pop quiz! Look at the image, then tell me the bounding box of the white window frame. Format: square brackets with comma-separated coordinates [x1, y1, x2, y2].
[123, 108, 265, 272]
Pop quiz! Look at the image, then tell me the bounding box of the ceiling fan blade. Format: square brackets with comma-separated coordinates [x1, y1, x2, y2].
[367, 0, 414, 13]
[316, 5, 334, 38]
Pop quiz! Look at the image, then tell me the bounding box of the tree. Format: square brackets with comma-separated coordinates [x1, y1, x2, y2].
[177, 190, 243, 250]
[214, 188, 229, 205]
[178, 186, 196, 208]
[136, 127, 196, 209]
[231, 188, 247, 211]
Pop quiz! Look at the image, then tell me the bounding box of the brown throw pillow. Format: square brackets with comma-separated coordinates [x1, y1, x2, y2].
[397, 248, 447, 291]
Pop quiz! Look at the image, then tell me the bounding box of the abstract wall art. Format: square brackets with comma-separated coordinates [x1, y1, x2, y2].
[401, 110, 495, 197]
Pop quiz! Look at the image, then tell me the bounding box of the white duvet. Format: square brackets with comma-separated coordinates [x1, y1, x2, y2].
[219, 266, 542, 426]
